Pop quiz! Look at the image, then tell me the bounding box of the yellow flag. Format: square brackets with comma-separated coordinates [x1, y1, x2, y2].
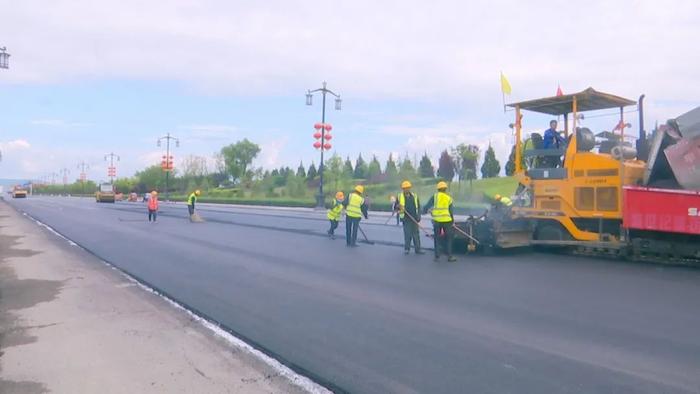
[500, 72, 512, 95]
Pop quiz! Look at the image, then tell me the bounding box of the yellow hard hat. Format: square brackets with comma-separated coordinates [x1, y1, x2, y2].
[401, 180, 412, 189]
[335, 191, 345, 200]
[354, 185, 364, 194]
[437, 181, 448, 190]
[494, 194, 502, 201]
[195, 190, 201, 196]
[151, 190, 158, 196]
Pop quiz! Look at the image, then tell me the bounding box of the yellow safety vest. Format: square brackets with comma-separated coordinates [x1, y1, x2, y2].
[500, 196, 513, 206]
[327, 200, 343, 220]
[187, 192, 197, 206]
[346, 193, 364, 218]
[431, 192, 453, 223]
[398, 192, 419, 219]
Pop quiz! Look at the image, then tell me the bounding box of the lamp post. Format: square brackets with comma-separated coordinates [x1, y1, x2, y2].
[59, 168, 70, 195]
[105, 152, 120, 184]
[0, 47, 9, 70]
[306, 81, 342, 208]
[77, 161, 89, 196]
[157, 133, 179, 201]
[0, 47, 9, 163]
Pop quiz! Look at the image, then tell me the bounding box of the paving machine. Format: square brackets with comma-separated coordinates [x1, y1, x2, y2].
[456, 88, 700, 264]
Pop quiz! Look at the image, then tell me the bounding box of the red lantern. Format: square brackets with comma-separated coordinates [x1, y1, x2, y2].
[323, 143, 332, 150]
[324, 134, 332, 141]
[324, 124, 333, 131]
[313, 131, 322, 139]
[314, 123, 323, 130]
[313, 141, 322, 149]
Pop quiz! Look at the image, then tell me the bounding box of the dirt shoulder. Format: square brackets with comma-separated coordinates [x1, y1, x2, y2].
[0, 201, 326, 394]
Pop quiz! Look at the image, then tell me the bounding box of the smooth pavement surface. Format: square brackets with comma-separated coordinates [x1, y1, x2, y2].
[5, 196, 700, 394]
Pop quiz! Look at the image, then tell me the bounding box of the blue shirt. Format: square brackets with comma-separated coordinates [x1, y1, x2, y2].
[543, 128, 564, 149]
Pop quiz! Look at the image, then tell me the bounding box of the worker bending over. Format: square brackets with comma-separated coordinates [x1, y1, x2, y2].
[148, 190, 159, 222]
[397, 180, 424, 255]
[423, 181, 456, 262]
[187, 189, 201, 219]
[327, 191, 345, 239]
[494, 194, 513, 207]
[343, 185, 368, 247]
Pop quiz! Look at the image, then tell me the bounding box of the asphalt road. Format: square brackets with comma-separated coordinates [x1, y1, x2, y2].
[5, 196, 700, 393]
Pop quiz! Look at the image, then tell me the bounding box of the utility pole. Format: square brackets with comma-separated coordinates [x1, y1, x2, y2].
[306, 82, 342, 208]
[104, 152, 120, 184]
[77, 161, 89, 196]
[157, 133, 179, 201]
[59, 168, 70, 195]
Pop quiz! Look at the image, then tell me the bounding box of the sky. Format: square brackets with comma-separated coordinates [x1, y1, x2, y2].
[0, 0, 698, 183]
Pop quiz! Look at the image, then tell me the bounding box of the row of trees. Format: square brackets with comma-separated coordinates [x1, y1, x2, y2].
[93, 137, 504, 196]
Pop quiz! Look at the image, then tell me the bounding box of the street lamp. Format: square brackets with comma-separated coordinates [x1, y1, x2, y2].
[0, 47, 9, 69]
[306, 81, 342, 208]
[157, 133, 179, 201]
[105, 152, 120, 184]
[77, 161, 90, 195]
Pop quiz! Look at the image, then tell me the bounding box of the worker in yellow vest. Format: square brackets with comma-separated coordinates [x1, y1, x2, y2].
[327, 191, 345, 239]
[422, 181, 456, 262]
[187, 190, 201, 218]
[343, 185, 368, 247]
[397, 180, 424, 255]
[494, 194, 513, 207]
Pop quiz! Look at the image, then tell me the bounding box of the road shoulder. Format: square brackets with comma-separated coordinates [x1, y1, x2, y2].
[0, 201, 320, 394]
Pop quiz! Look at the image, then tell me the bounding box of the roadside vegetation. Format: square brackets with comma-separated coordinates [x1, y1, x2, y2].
[33, 139, 518, 210]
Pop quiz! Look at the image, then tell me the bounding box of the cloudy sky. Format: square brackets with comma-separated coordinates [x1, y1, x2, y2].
[0, 0, 698, 182]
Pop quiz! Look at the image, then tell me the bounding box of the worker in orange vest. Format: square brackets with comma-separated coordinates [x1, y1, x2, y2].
[148, 190, 159, 222]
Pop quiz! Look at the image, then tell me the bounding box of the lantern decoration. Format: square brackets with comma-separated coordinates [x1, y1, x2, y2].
[324, 133, 332, 141]
[108, 166, 116, 178]
[313, 131, 322, 139]
[313, 141, 322, 149]
[324, 143, 332, 150]
[314, 123, 323, 130]
[324, 124, 333, 131]
[161, 155, 174, 171]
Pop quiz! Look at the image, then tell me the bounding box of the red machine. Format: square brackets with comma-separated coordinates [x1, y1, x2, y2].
[624, 187, 700, 235]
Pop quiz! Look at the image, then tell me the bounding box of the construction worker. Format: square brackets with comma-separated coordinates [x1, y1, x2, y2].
[423, 181, 456, 262]
[343, 185, 368, 247]
[147, 190, 159, 222]
[187, 189, 201, 218]
[397, 180, 424, 255]
[494, 194, 513, 207]
[327, 191, 345, 239]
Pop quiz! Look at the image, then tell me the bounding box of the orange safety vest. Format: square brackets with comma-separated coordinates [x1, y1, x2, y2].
[148, 196, 159, 210]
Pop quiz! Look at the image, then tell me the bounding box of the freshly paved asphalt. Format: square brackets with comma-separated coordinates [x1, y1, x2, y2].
[6, 196, 700, 394]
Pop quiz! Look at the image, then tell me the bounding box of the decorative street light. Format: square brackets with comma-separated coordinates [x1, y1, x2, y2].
[105, 152, 120, 184]
[77, 161, 90, 195]
[0, 47, 9, 69]
[157, 133, 179, 201]
[306, 81, 342, 208]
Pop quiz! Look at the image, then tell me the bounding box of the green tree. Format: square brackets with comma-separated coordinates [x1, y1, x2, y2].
[452, 144, 480, 188]
[307, 162, 317, 180]
[343, 157, 354, 178]
[367, 155, 382, 181]
[135, 165, 167, 193]
[353, 154, 368, 179]
[398, 156, 417, 180]
[436, 150, 455, 181]
[296, 161, 306, 178]
[324, 154, 346, 192]
[385, 154, 398, 181]
[220, 139, 260, 184]
[481, 145, 501, 178]
[419, 152, 434, 178]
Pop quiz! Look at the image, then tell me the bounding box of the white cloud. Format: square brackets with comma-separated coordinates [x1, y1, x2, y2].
[257, 137, 289, 168]
[0, 139, 31, 151]
[2, 0, 697, 103]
